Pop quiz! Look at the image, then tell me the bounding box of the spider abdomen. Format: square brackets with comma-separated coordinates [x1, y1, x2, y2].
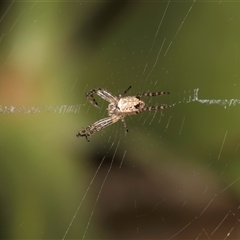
[117, 97, 145, 115]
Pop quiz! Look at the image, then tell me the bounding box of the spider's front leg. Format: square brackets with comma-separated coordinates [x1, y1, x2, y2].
[76, 116, 119, 141]
[86, 88, 102, 108]
[86, 88, 117, 108]
[76, 128, 91, 141]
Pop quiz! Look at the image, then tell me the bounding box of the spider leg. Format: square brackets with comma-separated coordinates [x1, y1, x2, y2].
[136, 91, 170, 99]
[76, 116, 119, 141]
[119, 86, 132, 98]
[142, 105, 171, 112]
[86, 88, 117, 108]
[121, 118, 128, 133]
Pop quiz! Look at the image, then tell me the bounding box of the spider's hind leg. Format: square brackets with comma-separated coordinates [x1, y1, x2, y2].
[136, 91, 170, 99]
[142, 105, 171, 112]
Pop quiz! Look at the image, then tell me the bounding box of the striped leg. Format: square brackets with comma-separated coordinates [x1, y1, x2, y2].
[136, 91, 170, 99]
[119, 86, 132, 98]
[142, 105, 171, 112]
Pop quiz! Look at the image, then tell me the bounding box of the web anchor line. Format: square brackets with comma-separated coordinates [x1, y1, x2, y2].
[0, 104, 82, 114]
[2, 88, 239, 114]
[182, 88, 240, 107]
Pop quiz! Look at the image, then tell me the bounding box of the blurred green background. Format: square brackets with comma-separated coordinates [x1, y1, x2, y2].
[1, 1, 240, 239]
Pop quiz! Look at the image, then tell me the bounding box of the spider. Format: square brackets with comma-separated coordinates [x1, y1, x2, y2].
[77, 86, 171, 141]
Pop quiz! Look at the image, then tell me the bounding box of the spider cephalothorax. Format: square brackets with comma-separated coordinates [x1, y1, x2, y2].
[77, 86, 170, 141]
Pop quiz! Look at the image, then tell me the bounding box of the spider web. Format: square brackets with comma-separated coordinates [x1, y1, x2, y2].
[1, 1, 240, 239]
